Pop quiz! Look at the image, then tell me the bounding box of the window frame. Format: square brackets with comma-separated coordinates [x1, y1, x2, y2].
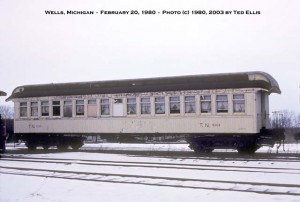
[155, 96, 166, 115]
[19, 102, 28, 118]
[233, 94, 246, 113]
[41, 101, 49, 117]
[87, 99, 97, 117]
[52, 100, 61, 117]
[140, 97, 151, 115]
[75, 100, 85, 116]
[63, 100, 73, 118]
[100, 98, 110, 116]
[127, 98, 137, 115]
[30, 101, 38, 117]
[184, 96, 196, 114]
[200, 95, 212, 114]
[216, 94, 228, 113]
[169, 96, 181, 114]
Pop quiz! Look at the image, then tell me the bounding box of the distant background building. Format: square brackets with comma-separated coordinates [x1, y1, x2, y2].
[0, 90, 7, 96]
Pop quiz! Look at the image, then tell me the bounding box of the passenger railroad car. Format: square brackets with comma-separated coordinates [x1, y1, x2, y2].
[6, 71, 285, 153]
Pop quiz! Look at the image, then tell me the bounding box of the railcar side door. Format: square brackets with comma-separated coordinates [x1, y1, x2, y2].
[113, 98, 124, 117]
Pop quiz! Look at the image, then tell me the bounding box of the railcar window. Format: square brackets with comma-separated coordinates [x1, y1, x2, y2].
[63, 100, 73, 117]
[155, 97, 165, 114]
[76, 100, 84, 116]
[141, 97, 151, 114]
[41, 101, 49, 116]
[233, 94, 245, 112]
[216, 95, 228, 113]
[101, 99, 110, 115]
[88, 100, 96, 104]
[114, 99, 122, 103]
[87, 99, 97, 117]
[200, 95, 211, 113]
[184, 96, 195, 113]
[52, 101, 61, 116]
[170, 96, 180, 114]
[127, 98, 136, 115]
[30, 102, 38, 117]
[20, 102, 27, 117]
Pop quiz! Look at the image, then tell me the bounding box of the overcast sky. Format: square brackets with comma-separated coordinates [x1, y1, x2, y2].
[0, 0, 300, 113]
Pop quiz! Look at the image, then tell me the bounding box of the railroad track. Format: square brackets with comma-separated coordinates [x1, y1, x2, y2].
[1, 156, 300, 175]
[4, 144, 300, 163]
[1, 155, 300, 196]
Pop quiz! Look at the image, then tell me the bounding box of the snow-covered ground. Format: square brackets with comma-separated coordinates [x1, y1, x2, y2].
[1, 143, 300, 202]
[5, 142, 300, 153]
[84, 142, 300, 154]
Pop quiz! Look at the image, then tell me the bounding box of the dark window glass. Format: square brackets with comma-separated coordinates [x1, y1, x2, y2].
[216, 95, 228, 113]
[141, 97, 151, 114]
[233, 94, 245, 112]
[31, 102, 38, 116]
[127, 98, 136, 115]
[52, 101, 61, 116]
[63, 100, 72, 117]
[155, 97, 165, 114]
[41, 101, 49, 116]
[200, 95, 211, 113]
[101, 99, 110, 115]
[20, 102, 27, 117]
[76, 100, 84, 116]
[170, 96, 180, 114]
[114, 99, 122, 103]
[184, 96, 195, 113]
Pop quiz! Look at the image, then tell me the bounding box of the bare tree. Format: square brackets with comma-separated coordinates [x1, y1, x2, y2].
[0, 105, 14, 119]
[296, 113, 300, 127]
[271, 110, 297, 128]
[281, 110, 296, 128]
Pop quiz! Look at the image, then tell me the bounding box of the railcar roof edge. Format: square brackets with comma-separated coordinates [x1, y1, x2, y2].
[5, 71, 281, 101]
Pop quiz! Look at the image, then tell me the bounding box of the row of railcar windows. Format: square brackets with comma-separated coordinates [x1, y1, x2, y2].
[18, 94, 245, 118]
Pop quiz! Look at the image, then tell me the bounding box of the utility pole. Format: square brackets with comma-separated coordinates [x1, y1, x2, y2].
[0, 114, 4, 153]
[0, 90, 7, 153]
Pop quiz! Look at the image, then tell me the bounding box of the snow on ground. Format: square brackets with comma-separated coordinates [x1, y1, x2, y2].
[86, 142, 300, 154]
[6, 142, 300, 154]
[1, 143, 300, 202]
[3, 174, 296, 202]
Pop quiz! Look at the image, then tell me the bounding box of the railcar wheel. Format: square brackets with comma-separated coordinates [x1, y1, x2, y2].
[57, 144, 68, 150]
[26, 142, 37, 150]
[70, 143, 83, 151]
[42, 145, 50, 150]
[194, 148, 214, 153]
[237, 143, 257, 154]
[27, 144, 37, 150]
[203, 149, 214, 153]
[70, 138, 84, 150]
[189, 141, 214, 154]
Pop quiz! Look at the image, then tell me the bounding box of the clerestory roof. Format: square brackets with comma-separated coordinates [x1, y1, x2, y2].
[6, 71, 281, 101]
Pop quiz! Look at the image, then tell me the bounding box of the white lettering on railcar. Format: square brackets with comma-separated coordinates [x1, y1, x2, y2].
[200, 122, 221, 128]
[29, 124, 42, 129]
